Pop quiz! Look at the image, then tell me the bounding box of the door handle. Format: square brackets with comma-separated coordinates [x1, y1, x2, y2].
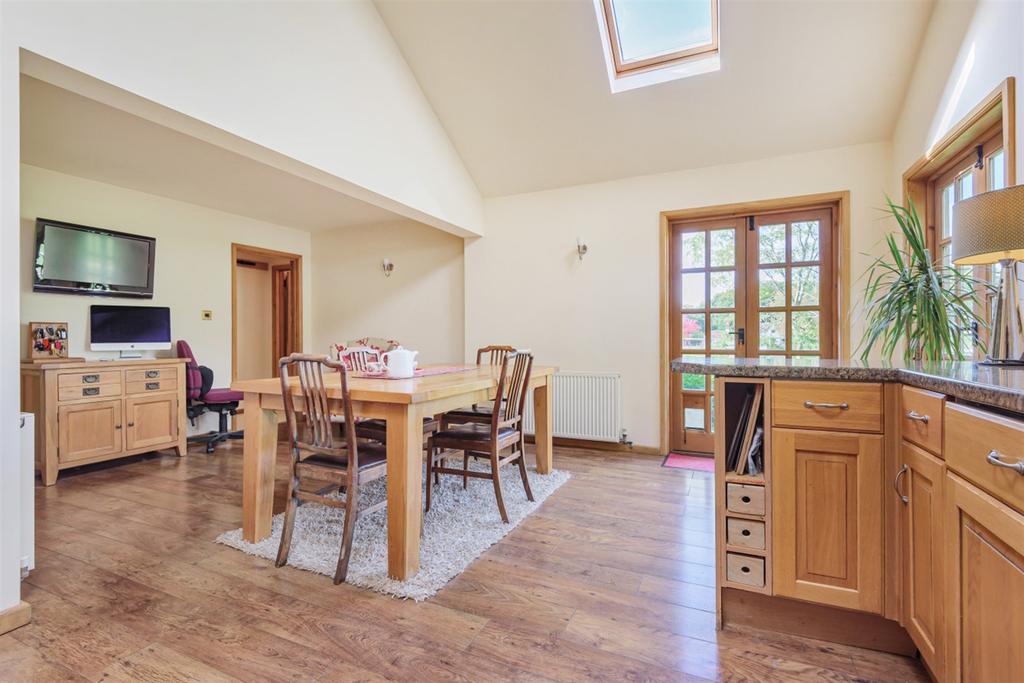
[728, 328, 745, 345]
[894, 464, 909, 504]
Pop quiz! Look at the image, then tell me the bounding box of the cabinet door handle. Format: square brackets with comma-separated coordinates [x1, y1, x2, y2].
[115, 424, 122, 430]
[906, 410, 929, 423]
[82, 374, 99, 384]
[145, 370, 160, 378]
[986, 450, 1024, 475]
[804, 400, 849, 410]
[82, 387, 99, 396]
[894, 464, 909, 504]
[128, 422, 135, 428]
[145, 382, 160, 391]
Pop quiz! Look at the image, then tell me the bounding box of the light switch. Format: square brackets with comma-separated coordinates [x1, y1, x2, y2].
[201, 310, 213, 321]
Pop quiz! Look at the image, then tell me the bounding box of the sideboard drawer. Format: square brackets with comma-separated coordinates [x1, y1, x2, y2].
[945, 403, 1024, 513]
[726, 483, 765, 516]
[126, 367, 178, 383]
[58, 370, 122, 388]
[126, 378, 178, 396]
[773, 380, 882, 433]
[901, 386, 945, 456]
[58, 383, 122, 402]
[726, 553, 765, 588]
[726, 517, 766, 550]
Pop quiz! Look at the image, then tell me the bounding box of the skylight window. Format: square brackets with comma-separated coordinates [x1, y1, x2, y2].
[596, 0, 719, 91]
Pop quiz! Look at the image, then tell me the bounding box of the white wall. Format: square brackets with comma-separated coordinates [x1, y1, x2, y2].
[312, 220, 465, 364]
[3, 0, 482, 237]
[20, 164, 313, 407]
[892, 0, 1024, 181]
[235, 266, 273, 381]
[467, 142, 893, 450]
[0, 1, 23, 616]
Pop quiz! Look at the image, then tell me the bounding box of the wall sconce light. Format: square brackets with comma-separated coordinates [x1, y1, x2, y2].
[576, 237, 589, 262]
[382, 258, 394, 278]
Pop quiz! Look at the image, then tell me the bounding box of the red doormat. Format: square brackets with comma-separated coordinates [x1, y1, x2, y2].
[662, 453, 715, 472]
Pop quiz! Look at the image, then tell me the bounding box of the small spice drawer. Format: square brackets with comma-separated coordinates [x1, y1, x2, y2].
[901, 385, 944, 456]
[125, 367, 178, 383]
[726, 483, 765, 516]
[126, 378, 178, 395]
[57, 370, 122, 388]
[726, 517, 766, 550]
[726, 552, 765, 588]
[58, 383, 123, 402]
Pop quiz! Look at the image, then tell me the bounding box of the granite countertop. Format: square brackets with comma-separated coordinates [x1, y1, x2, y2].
[670, 357, 1024, 414]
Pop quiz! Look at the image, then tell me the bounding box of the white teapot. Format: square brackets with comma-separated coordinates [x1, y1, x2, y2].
[381, 347, 418, 379]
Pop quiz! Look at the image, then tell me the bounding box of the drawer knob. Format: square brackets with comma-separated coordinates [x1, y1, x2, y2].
[741, 495, 751, 504]
[145, 382, 160, 391]
[741, 529, 751, 537]
[906, 410, 930, 423]
[82, 374, 99, 383]
[987, 450, 1024, 475]
[740, 566, 751, 574]
[83, 387, 99, 396]
[804, 400, 849, 410]
[145, 370, 160, 378]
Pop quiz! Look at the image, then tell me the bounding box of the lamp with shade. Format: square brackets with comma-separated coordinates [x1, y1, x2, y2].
[952, 184, 1024, 364]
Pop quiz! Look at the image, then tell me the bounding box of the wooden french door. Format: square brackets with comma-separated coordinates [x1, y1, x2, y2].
[670, 207, 837, 453]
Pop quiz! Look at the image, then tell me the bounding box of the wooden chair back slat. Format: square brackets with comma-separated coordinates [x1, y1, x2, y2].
[493, 351, 533, 432]
[476, 345, 516, 366]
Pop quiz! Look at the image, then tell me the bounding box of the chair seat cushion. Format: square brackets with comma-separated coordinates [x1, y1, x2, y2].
[445, 406, 494, 419]
[302, 442, 387, 471]
[356, 417, 439, 436]
[433, 423, 517, 442]
[202, 387, 244, 404]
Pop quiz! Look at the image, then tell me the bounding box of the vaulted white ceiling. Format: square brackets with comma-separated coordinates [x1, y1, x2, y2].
[376, 0, 934, 197]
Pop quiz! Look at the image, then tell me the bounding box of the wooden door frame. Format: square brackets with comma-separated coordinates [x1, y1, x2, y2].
[658, 191, 851, 455]
[231, 243, 303, 381]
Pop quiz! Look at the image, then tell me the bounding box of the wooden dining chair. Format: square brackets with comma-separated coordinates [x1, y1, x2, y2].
[275, 353, 388, 584]
[442, 345, 517, 427]
[338, 346, 381, 372]
[426, 351, 534, 523]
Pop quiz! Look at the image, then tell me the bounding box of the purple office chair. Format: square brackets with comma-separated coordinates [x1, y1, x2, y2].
[177, 340, 244, 453]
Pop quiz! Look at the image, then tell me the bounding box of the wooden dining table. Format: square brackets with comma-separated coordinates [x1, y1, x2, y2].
[231, 363, 556, 580]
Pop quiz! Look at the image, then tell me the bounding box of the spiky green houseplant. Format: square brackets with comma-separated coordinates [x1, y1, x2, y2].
[858, 197, 987, 362]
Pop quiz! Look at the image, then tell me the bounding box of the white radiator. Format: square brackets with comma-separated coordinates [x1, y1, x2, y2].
[524, 372, 622, 443]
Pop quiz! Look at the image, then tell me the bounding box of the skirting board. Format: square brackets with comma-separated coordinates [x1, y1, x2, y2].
[721, 588, 916, 657]
[525, 435, 662, 456]
[0, 601, 31, 636]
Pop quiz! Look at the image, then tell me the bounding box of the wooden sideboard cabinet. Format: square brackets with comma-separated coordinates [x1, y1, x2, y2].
[21, 359, 187, 485]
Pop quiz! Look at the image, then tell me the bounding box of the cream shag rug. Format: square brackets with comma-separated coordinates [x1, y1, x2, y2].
[216, 461, 570, 601]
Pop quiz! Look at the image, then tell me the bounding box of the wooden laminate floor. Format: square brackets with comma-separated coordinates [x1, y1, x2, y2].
[0, 443, 929, 682]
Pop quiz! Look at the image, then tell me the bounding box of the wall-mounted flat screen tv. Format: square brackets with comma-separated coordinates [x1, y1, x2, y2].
[33, 218, 156, 298]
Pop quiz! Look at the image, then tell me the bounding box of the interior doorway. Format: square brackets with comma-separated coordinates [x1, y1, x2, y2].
[231, 244, 302, 381]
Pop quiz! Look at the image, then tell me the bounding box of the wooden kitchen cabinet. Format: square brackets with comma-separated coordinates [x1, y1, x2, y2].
[944, 472, 1024, 683]
[900, 441, 945, 679]
[772, 427, 884, 613]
